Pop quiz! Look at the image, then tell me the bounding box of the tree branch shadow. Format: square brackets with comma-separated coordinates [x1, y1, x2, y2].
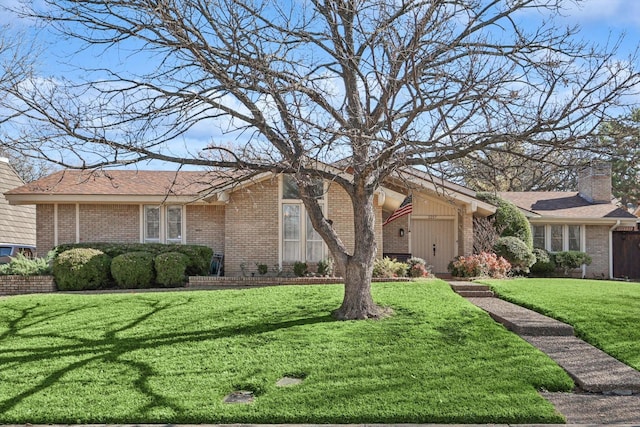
[0, 294, 335, 417]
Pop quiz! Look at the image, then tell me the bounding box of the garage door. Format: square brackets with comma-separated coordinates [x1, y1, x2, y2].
[411, 219, 455, 273]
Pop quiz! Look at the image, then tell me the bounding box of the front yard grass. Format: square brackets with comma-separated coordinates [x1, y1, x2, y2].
[0, 280, 572, 424]
[483, 278, 640, 371]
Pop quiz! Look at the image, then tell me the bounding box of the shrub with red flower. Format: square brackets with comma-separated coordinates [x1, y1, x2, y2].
[447, 252, 511, 278]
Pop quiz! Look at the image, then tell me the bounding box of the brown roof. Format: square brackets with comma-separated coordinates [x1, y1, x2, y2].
[6, 169, 233, 197]
[0, 159, 36, 245]
[499, 191, 637, 220]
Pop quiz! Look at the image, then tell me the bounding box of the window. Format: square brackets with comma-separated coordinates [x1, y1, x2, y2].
[144, 205, 183, 244]
[166, 205, 183, 243]
[144, 206, 160, 243]
[282, 175, 324, 200]
[532, 225, 545, 249]
[281, 175, 326, 263]
[568, 225, 581, 251]
[550, 225, 563, 252]
[532, 224, 582, 252]
[283, 204, 301, 261]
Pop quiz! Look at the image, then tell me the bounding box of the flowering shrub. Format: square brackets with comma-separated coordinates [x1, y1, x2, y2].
[407, 257, 433, 278]
[373, 257, 408, 278]
[447, 252, 511, 278]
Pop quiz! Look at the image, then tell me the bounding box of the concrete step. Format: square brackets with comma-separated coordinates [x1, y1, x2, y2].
[450, 283, 491, 292]
[450, 282, 494, 298]
[467, 297, 575, 336]
[526, 336, 640, 394]
[455, 290, 495, 298]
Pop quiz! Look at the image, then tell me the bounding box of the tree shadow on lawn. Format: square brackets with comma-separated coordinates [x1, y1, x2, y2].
[0, 295, 335, 419]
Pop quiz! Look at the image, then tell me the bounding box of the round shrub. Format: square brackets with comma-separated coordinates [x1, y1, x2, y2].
[493, 236, 536, 274]
[554, 251, 592, 276]
[477, 193, 533, 249]
[530, 248, 556, 276]
[154, 251, 190, 287]
[447, 252, 511, 278]
[407, 257, 432, 278]
[111, 251, 155, 289]
[53, 248, 112, 291]
[373, 257, 408, 278]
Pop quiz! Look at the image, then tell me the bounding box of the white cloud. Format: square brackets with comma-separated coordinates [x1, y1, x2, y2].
[560, 0, 640, 27]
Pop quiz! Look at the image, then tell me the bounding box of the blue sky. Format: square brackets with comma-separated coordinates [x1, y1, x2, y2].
[1, 0, 639, 170]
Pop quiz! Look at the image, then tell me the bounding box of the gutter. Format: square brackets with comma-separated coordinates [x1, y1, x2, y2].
[608, 220, 621, 279]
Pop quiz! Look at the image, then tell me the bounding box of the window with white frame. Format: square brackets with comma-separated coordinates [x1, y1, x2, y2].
[144, 205, 183, 244]
[281, 175, 326, 263]
[531, 224, 582, 252]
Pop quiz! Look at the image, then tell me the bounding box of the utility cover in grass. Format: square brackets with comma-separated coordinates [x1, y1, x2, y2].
[276, 376, 304, 387]
[223, 390, 254, 404]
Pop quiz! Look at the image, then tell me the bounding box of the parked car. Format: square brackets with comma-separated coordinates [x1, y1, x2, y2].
[0, 244, 36, 264]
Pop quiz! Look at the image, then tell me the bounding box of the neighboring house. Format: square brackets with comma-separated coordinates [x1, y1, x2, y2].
[0, 157, 36, 247]
[500, 163, 638, 279]
[4, 168, 496, 275]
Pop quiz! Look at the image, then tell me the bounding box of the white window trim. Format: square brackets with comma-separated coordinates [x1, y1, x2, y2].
[532, 224, 585, 252]
[141, 204, 185, 244]
[278, 175, 328, 266]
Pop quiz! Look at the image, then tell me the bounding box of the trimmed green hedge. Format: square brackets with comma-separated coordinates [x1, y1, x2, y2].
[111, 251, 155, 289]
[53, 248, 112, 291]
[493, 236, 536, 274]
[53, 242, 213, 275]
[477, 192, 533, 249]
[155, 252, 190, 287]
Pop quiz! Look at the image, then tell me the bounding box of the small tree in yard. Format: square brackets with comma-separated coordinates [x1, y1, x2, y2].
[0, 1, 638, 319]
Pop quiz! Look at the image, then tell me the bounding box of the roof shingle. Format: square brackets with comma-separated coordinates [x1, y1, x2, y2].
[499, 191, 636, 220]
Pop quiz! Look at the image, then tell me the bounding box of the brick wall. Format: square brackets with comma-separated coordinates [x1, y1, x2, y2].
[459, 209, 474, 256]
[80, 204, 140, 244]
[36, 204, 55, 256]
[585, 225, 610, 277]
[382, 214, 409, 254]
[0, 276, 56, 296]
[224, 178, 280, 276]
[57, 204, 76, 245]
[186, 205, 225, 253]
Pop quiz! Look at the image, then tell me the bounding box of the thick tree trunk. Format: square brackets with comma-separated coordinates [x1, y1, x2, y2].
[332, 258, 391, 320]
[331, 186, 391, 320]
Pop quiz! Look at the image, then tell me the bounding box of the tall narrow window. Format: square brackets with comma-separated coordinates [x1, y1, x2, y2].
[283, 204, 301, 261]
[568, 225, 581, 251]
[550, 225, 563, 252]
[306, 214, 324, 262]
[281, 175, 326, 263]
[144, 206, 160, 243]
[166, 205, 182, 244]
[532, 225, 545, 249]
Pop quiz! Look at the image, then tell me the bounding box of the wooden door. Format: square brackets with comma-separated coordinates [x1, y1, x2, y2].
[411, 219, 455, 273]
[613, 231, 640, 279]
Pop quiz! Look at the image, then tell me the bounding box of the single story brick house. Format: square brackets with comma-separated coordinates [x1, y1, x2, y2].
[0, 157, 36, 246]
[4, 168, 496, 275]
[500, 163, 638, 279]
[5, 163, 636, 278]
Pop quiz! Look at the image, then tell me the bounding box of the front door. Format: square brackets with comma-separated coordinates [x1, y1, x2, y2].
[411, 219, 455, 273]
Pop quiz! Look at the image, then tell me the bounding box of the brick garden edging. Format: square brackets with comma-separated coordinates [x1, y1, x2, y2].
[187, 276, 413, 287]
[0, 275, 56, 296]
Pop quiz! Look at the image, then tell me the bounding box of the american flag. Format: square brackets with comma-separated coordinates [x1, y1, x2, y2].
[382, 195, 412, 226]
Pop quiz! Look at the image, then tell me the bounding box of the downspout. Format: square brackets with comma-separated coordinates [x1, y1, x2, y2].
[608, 220, 620, 279]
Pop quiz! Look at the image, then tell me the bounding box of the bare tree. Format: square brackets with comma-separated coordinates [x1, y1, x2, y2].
[445, 142, 593, 192]
[0, 0, 638, 319]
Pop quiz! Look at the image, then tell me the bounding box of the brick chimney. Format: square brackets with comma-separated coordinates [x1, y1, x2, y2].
[578, 162, 612, 204]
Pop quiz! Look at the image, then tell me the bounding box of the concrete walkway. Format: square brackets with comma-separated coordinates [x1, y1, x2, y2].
[450, 281, 640, 424]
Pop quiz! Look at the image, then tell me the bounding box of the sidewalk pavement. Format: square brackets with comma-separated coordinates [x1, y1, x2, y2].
[451, 281, 640, 424]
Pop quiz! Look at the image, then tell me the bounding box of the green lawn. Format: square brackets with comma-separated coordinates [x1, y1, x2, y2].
[482, 278, 640, 371]
[0, 280, 572, 424]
